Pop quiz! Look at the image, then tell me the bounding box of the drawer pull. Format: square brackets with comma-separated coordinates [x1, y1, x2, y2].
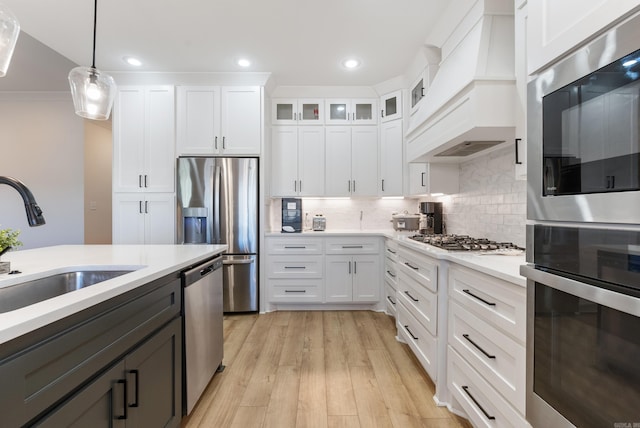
[284, 246, 307, 249]
[387, 248, 397, 254]
[284, 266, 306, 269]
[116, 379, 128, 420]
[463, 334, 496, 359]
[461, 386, 496, 421]
[387, 295, 396, 305]
[404, 262, 419, 270]
[285, 289, 307, 293]
[386, 270, 396, 278]
[403, 325, 418, 340]
[342, 245, 364, 249]
[404, 290, 419, 302]
[462, 289, 496, 306]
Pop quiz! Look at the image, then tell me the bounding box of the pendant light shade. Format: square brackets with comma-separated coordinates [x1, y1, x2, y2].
[0, 3, 20, 77]
[68, 0, 116, 120]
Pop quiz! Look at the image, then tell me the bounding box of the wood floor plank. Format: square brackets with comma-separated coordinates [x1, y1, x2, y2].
[350, 365, 394, 428]
[296, 344, 328, 428]
[304, 311, 324, 351]
[367, 348, 420, 417]
[324, 312, 358, 416]
[263, 365, 300, 428]
[388, 410, 427, 428]
[353, 310, 386, 350]
[338, 311, 370, 367]
[328, 415, 362, 428]
[229, 406, 266, 428]
[279, 311, 308, 367]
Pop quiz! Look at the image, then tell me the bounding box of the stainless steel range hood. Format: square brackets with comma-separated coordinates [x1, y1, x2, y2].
[406, 0, 516, 163]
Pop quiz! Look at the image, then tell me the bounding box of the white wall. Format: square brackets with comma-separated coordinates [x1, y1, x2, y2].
[0, 92, 84, 250]
[439, 145, 526, 247]
[84, 120, 112, 244]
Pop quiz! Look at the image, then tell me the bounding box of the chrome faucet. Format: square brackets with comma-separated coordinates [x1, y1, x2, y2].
[0, 176, 46, 226]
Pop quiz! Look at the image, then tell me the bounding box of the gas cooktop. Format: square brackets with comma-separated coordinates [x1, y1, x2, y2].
[409, 234, 524, 253]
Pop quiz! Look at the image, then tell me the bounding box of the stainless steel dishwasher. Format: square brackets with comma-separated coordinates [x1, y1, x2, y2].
[182, 256, 224, 415]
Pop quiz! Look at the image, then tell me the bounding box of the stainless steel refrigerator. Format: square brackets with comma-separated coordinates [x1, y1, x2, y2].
[177, 157, 258, 312]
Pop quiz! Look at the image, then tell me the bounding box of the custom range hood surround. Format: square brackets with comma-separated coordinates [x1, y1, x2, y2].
[406, 0, 516, 163]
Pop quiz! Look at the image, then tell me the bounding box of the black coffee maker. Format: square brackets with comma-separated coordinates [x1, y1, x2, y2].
[419, 202, 443, 234]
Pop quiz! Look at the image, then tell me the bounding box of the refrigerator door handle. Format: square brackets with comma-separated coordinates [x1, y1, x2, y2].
[213, 165, 222, 244]
[222, 258, 255, 265]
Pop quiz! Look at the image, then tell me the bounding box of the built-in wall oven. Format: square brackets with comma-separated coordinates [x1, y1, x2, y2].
[524, 10, 640, 428]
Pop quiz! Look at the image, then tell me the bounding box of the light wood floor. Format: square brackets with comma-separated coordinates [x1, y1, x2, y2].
[181, 311, 472, 428]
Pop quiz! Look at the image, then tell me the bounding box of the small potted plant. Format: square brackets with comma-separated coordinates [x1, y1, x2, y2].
[0, 227, 22, 274]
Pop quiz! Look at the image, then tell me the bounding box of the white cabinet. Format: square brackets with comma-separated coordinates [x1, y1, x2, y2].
[384, 238, 399, 317]
[407, 163, 460, 196]
[325, 99, 377, 125]
[271, 126, 325, 197]
[527, 0, 640, 74]
[410, 71, 426, 115]
[379, 119, 404, 196]
[325, 126, 378, 197]
[176, 86, 261, 155]
[325, 255, 380, 302]
[112, 193, 176, 244]
[272, 98, 324, 125]
[514, 0, 528, 180]
[113, 86, 175, 193]
[380, 90, 402, 122]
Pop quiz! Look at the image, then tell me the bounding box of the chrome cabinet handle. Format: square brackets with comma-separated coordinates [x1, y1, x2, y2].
[462, 289, 496, 306]
[421, 172, 426, 187]
[222, 136, 226, 149]
[463, 334, 496, 359]
[215, 136, 218, 149]
[145, 201, 149, 213]
[404, 290, 419, 302]
[285, 289, 306, 293]
[144, 175, 148, 188]
[294, 180, 297, 192]
[284, 266, 306, 269]
[342, 245, 363, 249]
[299, 180, 302, 193]
[381, 179, 385, 192]
[354, 261, 357, 274]
[139, 201, 143, 214]
[403, 325, 418, 340]
[461, 386, 496, 421]
[138, 175, 142, 188]
[284, 246, 307, 249]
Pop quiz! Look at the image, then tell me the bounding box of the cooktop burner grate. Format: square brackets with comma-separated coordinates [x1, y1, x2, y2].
[409, 234, 524, 252]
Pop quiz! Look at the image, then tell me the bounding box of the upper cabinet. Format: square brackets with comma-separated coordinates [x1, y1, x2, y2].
[407, 163, 459, 196]
[325, 99, 378, 125]
[113, 86, 175, 193]
[527, 0, 640, 74]
[410, 72, 426, 115]
[514, 0, 528, 180]
[177, 86, 261, 156]
[379, 119, 404, 196]
[325, 126, 378, 197]
[380, 90, 402, 122]
[272, 98, 324, 125]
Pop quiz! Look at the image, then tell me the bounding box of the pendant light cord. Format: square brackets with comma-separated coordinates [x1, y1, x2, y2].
[91, 0, 97, 69]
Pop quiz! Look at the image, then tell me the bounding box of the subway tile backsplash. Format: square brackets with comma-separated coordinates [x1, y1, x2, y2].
[439, 146, 526, 247]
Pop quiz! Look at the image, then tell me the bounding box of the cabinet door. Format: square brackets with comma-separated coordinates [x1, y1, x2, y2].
[35, 361, 127, 428]
[352, 255, 381, 302]
[352, 99, 377, 125]
[112, 193, 146, 244]
[514, 1, 528, 180]
[325, 99, 351, 125]
[298, 99, 324, 124]
[351, 126, 379, 196]
[410, 71, 426, 115]
[176, 86, 221, 155]
[379, 119, 403, 196]
[144, 87, 176, 192]
[325, 256, 353, 302]
[221, 86, 261, 155]
[298, 126, 325, 196]
[325, 126, 352, 196]
[126, 318, 181, 428]
[408, 163, 428, 195]
[144, 193, 176, 244]
[272, 98, 298, 125]
[271, 127, 299, 197]
[381, 90, 402, 122]
[113, 87, 145, 193]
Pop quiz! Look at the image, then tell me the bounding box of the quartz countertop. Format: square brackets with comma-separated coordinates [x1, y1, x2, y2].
[266, 229, 526, 286]
[0, 244, 227, 345]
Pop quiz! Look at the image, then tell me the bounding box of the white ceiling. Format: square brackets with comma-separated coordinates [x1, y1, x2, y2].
[0, 0, 447, 89]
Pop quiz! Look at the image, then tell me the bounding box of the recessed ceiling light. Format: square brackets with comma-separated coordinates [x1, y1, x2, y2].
[123, 56, 142, 67]
[342, 58, 360, 69]
[237, 58, 251, 67]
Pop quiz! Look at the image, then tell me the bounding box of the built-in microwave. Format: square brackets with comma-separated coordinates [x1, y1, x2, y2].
[528, 11, 640, 224]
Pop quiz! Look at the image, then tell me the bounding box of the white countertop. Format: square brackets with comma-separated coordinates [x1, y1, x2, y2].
[0, 244, 227, 345]
[266, 229, 526, 286]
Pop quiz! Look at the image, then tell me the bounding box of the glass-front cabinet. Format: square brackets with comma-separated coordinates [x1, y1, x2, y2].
[410, 72, 425, 114]
[380, 90, 402, 122]
[325, 99, 377, 125]
[272, 98, 324, 125]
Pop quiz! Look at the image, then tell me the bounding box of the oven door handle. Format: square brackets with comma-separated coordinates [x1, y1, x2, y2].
[520, 265, 640, 316]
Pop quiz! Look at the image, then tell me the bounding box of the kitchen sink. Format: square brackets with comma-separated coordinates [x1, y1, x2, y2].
[0, 269, 136, 313]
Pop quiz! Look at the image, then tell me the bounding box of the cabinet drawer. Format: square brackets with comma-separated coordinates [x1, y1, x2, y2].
[449, 265, 526, 341]
[448, 347, 529, 428]
[325, 237, 380, 254]
[266, 238, 323, 255]
[397, 248, 438, 293]
[268, 279, 323, 303]
[267, 255, 323, 278]
[384, 259, 398, 288]
[385, 283, 397, 317]
[449, 301, 526, 414]
[397, 301, 437, 382]
[397, 269, 437, 335]
[385, 239, 399, 261]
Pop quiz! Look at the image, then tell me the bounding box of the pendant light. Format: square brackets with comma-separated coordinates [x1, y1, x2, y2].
[0, 3, 20, 77]
[68, 0, 116, 120]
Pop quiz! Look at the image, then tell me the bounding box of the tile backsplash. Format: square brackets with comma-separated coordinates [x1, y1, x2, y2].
[438, 146, 526, 247]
